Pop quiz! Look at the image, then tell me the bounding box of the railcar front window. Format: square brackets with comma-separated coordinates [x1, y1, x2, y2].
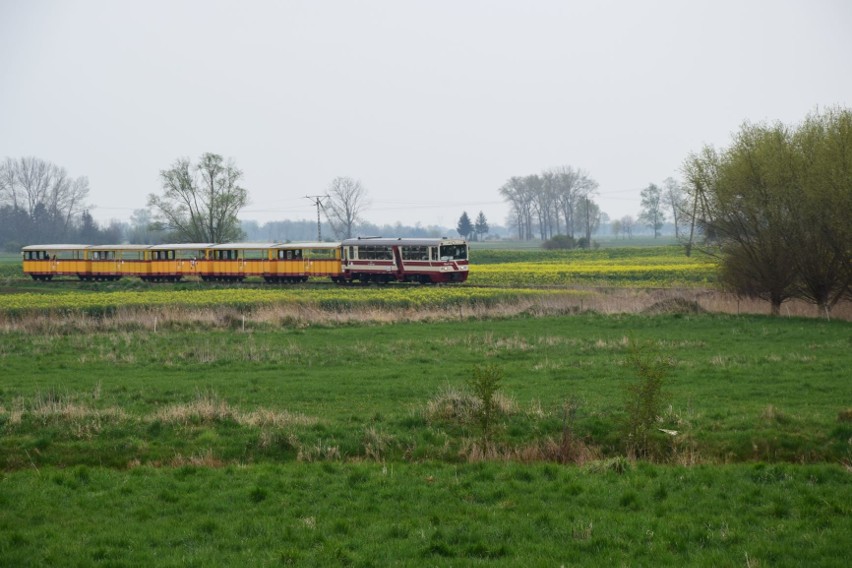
[439, 245, 467, 261]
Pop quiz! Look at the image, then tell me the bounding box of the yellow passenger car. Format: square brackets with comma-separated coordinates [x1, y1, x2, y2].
[205, 243, 274, 282]
[147, 243, 212, 282]
[268, 243, 343, 283]
[21, 244, 89, 281]
[85, 245, 150, 281]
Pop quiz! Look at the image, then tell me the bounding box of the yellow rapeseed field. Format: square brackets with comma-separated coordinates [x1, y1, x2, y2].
[0, 286, 564, 313]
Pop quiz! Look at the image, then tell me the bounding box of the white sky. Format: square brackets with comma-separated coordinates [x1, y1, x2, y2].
[2, 0, 850, 229]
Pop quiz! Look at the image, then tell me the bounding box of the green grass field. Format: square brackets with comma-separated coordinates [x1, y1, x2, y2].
[1, 246, 850, 565]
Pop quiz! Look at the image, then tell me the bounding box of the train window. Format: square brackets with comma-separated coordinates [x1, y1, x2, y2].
[280, 249, 302, 260]
[348, 246, 354, 260]
[402, 246, 428, 261]
[244, 249, 265, 260]
[359, 246, 392, 260]
[305, 248, 335, 259]
[439, 244, 467, 261]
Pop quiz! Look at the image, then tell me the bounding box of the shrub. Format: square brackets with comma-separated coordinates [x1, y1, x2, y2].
[621, 340, 671, 460]
[467, 365, 504, 441]
[542, 235, 575, 250]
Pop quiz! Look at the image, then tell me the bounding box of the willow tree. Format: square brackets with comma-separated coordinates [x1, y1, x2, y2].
[149, 153, 248, 243]
[683, 107, 852, 317]
[784, 108, 852, 317]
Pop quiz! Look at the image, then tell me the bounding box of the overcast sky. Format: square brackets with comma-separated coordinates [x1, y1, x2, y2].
[2, 0, 850, 230]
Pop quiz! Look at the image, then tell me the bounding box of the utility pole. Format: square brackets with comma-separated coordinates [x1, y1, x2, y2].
[304, 195, 327, 241]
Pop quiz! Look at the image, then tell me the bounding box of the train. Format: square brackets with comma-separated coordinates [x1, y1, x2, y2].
[21, 237, 470, 284]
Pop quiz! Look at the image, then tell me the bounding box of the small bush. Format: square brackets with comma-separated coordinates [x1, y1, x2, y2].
[621, 340, 671, 460]
[467, 365, 504, 441]
[542, 235, 575, 250]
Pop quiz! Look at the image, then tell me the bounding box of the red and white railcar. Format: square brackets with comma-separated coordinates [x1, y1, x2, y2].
[340, 237, 469, 284]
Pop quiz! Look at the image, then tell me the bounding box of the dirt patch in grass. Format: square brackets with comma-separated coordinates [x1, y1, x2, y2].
[642, 297, 706, 315]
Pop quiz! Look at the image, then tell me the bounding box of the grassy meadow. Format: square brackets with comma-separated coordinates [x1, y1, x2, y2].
[1, 245, 850, 565]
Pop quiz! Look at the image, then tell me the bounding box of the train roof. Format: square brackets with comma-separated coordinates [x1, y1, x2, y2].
[86, 244, 150, 251]
[208, 242, 277, 250]
[341, 237, 467, 247]
[273, 242, 341, 249]
[22, 244, 90, 251]
[148, 243, 215, 250]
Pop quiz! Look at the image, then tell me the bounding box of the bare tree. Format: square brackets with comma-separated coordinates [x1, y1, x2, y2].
[575, 196, 601, 244]
[499, 176, 535, 240]
[681, 146, 722, 256]
[550, 166, 598, 238]
[324, 176, 368, 239]
[661, 177, 687, 238]
[149, 153, 248, 242]
[0, 157, 90, 242]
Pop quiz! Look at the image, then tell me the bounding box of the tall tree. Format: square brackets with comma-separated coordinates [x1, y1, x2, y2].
[550, 166, 598, 238]
[149, 153, 248, 243]
[474, 211, 489, 241]
[456, 211, 473, 239]
[324, 176, 368, 239]
[611, 218, 623, 240]
[575, 196, 601, 244]
[639, 183, 665, 237]
[498, 176, 535, 240]
[784, 108, 852, 316]
[620, 215, 636, 239]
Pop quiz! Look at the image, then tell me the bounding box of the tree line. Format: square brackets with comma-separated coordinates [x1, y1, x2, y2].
[0, 157, 123, 250]
[498, 166, 601, 242]
[0, 152, 473, 249]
